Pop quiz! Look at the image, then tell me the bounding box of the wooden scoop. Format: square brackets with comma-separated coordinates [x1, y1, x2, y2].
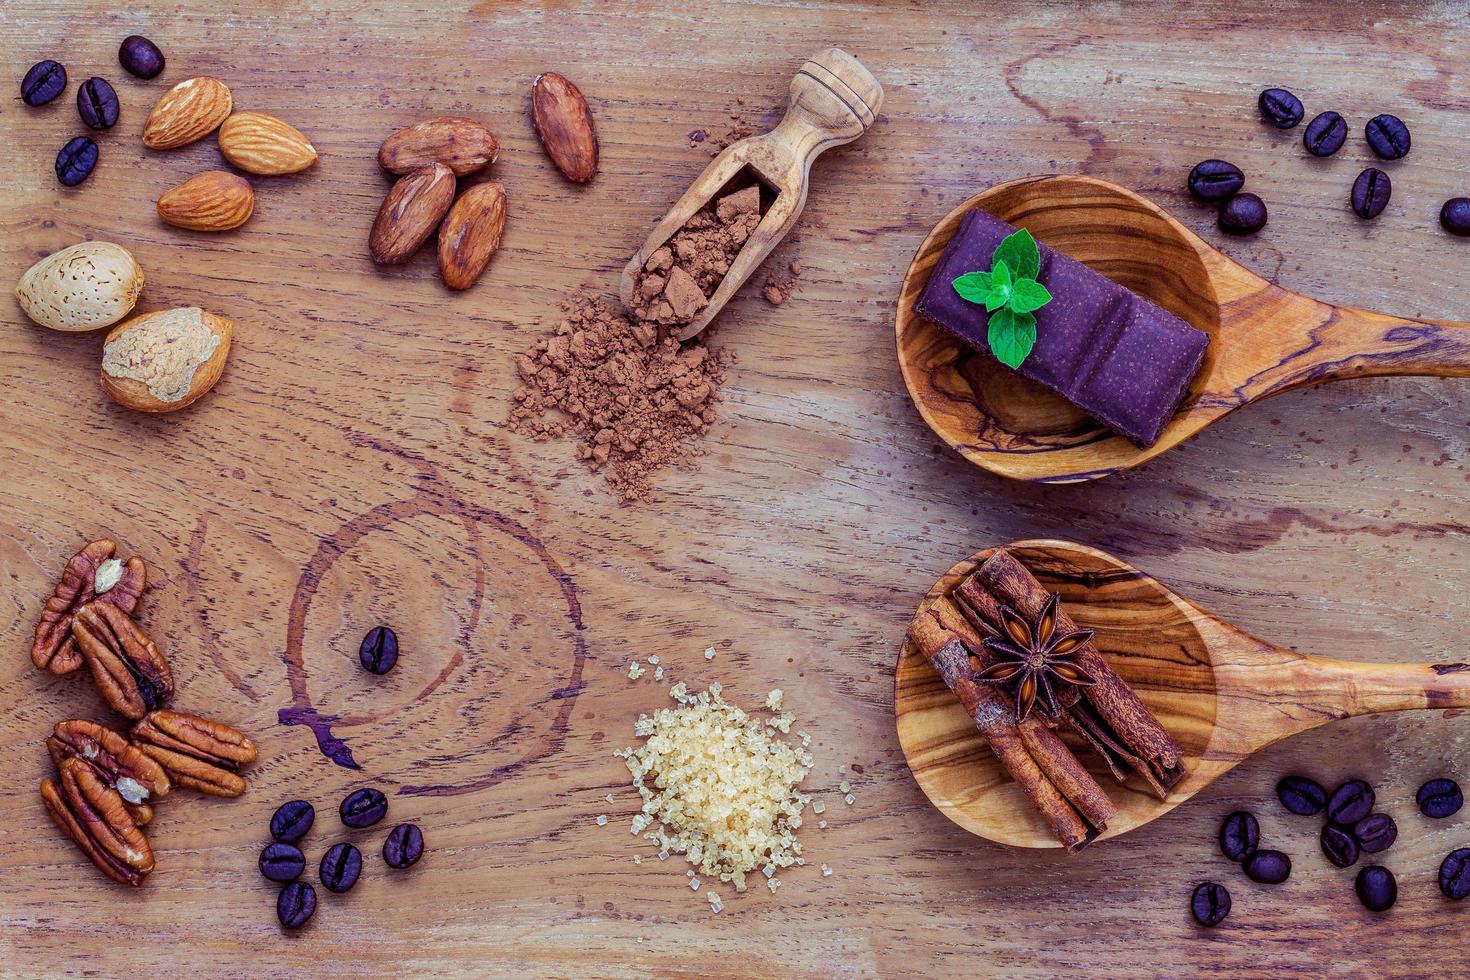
[895, 539, 1470, 848]
[619, 48, 883, 341]
[895, 175, 1470, 483]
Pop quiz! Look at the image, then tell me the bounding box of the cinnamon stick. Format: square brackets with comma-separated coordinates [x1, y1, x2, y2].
[910, 602, 1115, 851]
[961, 550, 1185, 797]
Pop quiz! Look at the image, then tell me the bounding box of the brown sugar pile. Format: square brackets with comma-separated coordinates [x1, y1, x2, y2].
[630, 185, 762, 327]
[507, 295, 727, 502]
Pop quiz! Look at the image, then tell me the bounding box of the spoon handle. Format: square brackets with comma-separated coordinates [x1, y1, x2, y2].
[1299, 655, 1470, 718]
[1273, 302, 1470, 391]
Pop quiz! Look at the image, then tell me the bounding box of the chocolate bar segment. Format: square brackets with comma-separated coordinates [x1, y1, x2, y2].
[915, 209, 1209, 446]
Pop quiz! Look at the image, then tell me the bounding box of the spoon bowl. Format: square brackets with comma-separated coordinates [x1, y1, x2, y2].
[895, 540, 1470, 848]
[895, 175, 1470, 483]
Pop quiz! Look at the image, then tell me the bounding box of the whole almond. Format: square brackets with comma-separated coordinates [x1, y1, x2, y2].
[101, 307, 233, 413]
[438, 182, 507, 290]
[531, 72, 598, 183]
[218, 112, 317, 175]
[157, 171, 255, 231]
[15, 242, 144, 332]
[142, 76, 233, 150]
[379, 116, 498, 176]
[370, 163, 456, 265]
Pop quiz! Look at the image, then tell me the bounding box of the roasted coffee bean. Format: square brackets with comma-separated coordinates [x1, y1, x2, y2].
[118, 35, 165, 79]
[22, 60, 67, 106]
[1351, 168, 1391, 219]
[1190, 882, 1231, 928]
[319, 842, 363, 893]
[271, 800, 315, 842]
[1440, 199, 1470, 238]
[341, 787, 388, 828]
[1303, 111, 1347, 157]
[359, 625, 399, 675]
[1439, 848, 1470, 900]
[277, 880, 317, 929]
[259, 842, 306, 883]
[1258, 88, 1303, 129]
[76, 77, 119, 130]
[1276, 776, 1326, 816]
[55, 137, 99, 187]
[1219, 193, 1268, 236]
[1320, 825, 1360, 869]
[1187, 160, 1245, 203]
[1355, 865, 1397, 912]
[1218, 811, 1259, 862]
[1327, 779, 1375, 825]
[1418, 778, 1464, 818]
[1364, 114, 1410, 160]
[1353, 813, 1397, 854]
[1243, 849, 1292, 885]
[383, 823, 424, 869]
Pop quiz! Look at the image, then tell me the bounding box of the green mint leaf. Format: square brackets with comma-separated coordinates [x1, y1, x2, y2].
[992, 228, 1040, 281]
[983, 290, 1008, 312]
[951, 271, 994, 305]
[1008, 278, 1053, 314]
[987, 307, 1037, 369]
[991, 258, 1012, 289]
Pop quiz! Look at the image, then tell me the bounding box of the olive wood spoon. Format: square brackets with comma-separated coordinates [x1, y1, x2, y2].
[895, 175, 1470, 483]
[620, 47, 882, 341]
[895, 539, 1470, 848]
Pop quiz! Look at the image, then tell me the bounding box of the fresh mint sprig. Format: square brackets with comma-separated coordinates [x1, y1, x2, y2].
[951, 228, 1053, 369]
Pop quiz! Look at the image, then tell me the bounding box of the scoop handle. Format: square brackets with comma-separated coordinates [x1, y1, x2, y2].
[768, 47, 884, 185]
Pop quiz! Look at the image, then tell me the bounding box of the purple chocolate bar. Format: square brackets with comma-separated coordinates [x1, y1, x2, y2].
[915, 209, 1209, 447]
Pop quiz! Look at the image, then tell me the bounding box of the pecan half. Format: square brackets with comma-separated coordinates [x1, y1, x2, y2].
[131, 710, 257, 797]
[71, 602, 174, 720]
[47, 718, 171, 806]
[42, 758, 155, 886]
[32, 539, 146, 675]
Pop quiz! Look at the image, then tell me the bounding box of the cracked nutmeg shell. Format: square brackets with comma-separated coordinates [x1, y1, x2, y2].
[43, 757, 155, 886]
[71, 602, 174, 720]
[369, 162, 457, 265]
[48, 718, 171, 807]
[531, 71, 598, 183]
[131, 710, 257, 797]
[32, 539, 147, 675]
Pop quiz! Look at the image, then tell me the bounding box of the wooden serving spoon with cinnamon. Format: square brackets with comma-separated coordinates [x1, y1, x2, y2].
[895, 539, 1470, 848]
[895, 175, 1470, 483]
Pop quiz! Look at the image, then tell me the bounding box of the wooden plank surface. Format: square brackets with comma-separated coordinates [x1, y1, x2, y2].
[2, 1, 1468, 975]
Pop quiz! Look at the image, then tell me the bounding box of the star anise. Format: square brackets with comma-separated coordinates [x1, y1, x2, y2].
[974, 593, 1096, 722]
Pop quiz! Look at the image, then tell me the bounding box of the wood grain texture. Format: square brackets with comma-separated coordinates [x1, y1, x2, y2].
[2, 1, 1469, 976]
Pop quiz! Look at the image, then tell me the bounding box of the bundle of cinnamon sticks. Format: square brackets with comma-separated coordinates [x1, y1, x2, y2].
[908, 549, 1184, 851]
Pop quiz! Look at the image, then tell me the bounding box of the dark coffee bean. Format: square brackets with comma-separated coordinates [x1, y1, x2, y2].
[1364, 114, 1410, 160]
[1303, 111, 1347, 157]
[1418, 778, 1464, 818]
[1320, 825, 1360, 869]
[54, 137, 99, 187]
[21, 60, 67, 106]
[1243, 849, 1292, 884]
[319, 842, 363, 893]
[118, 35, 166, 79]
[1327, 779, 1375, 825]
[277, 880, 317, 929]
[341, 787, 388, 828]
[1219, 193, 1268, 236]
[1440, 200, 1470, 238]
[1258, 88, 1303, 129]
[1188, 160, 1245, 203]
[76, 77, 119, 130]
[259, 842, 306, 883]
[1276, 776, 1326, 816]
[1218, 811, 1259, 862]
[1351, 168, 1391, 219]
[1439, 848, 1470, 900]
[359, 625, 399, 675]
[383, 823, 424, 869]
[1355, 865, 1397, 912]
[1190, 882, 1231, 927]
[270, 800, 315, 842]
[1353, 813, 1397, 854]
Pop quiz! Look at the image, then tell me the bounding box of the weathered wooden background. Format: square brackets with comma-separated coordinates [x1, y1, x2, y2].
[2, 1, 1468, 976]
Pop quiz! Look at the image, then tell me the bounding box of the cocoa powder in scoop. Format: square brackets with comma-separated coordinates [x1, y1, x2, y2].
[631, 185, 762, 326]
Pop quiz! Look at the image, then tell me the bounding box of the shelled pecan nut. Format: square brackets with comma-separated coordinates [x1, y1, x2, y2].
[42, 757, 155, 886]
[71, 602, 174, 720]
[32, 539, 146, 675]
[131, 710, 257, 797]
[47, 718, 171, 805]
